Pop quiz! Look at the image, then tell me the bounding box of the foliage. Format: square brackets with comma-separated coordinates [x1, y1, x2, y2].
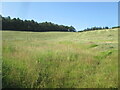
[1, 15, 76, 32]
[78, 26, 109, 32]
[112, 26, 120, 29]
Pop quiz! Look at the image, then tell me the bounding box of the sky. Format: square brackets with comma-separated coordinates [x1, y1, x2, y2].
[1, 2, 118, 31]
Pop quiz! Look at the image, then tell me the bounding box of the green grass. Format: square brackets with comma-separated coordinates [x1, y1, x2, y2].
[2, 28, 118, 88]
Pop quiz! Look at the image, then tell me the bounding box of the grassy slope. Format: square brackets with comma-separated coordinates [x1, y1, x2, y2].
[2, 28, 118, 88]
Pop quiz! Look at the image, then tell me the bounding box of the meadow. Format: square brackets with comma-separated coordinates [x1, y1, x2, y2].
[2, 28, 118, 88]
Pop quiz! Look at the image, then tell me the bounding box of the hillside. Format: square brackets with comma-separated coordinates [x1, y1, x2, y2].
[2, 28, 118, 88]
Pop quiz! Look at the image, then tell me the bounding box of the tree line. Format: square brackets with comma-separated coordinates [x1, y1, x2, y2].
[78, 26, 120, 32]
[78, 26, 109, 32]
[112, 26, 120, 29]
[1, 15, 76, 32]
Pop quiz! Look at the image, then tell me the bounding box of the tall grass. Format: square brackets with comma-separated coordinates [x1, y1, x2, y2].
[2, 28, 118, 88]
